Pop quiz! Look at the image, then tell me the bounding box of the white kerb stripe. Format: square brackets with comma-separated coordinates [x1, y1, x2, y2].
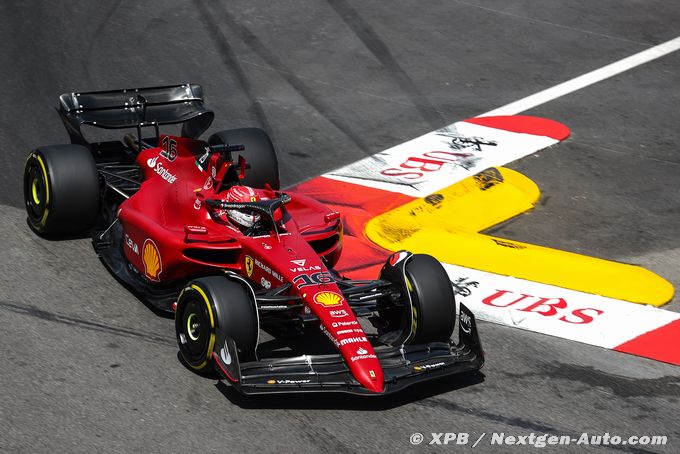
[479, 36, 680, 117]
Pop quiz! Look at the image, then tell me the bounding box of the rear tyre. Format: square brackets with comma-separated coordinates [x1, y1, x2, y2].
[23, 145, 99, 235]
[208, 128, 280, 189]
[175, 276, 258, 371]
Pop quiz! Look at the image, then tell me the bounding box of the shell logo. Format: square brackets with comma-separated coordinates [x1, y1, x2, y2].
[314, 291, 343, 307]
[143, 239, 162, 281]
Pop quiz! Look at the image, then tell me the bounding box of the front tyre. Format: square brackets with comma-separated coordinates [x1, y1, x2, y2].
[379, 253, 457, 344]
[23, 145, 99, 235]
[175, 276, 258, 371]
[405, 254, 457, 344]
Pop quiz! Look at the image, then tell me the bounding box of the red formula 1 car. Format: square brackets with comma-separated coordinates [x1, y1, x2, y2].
[23, 84, 483, 395]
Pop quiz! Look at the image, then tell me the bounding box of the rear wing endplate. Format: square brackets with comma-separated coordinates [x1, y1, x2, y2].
[58, 83, 214, 145]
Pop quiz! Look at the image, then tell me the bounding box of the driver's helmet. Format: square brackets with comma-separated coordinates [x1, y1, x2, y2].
[225, 185, 261, 228]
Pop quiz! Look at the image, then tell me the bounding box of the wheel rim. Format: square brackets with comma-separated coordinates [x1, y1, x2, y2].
[186, 313, 201, 341]
[31, 178, 41, 205]
[25, 160, 48, 223]
[178, 295, 212, 361]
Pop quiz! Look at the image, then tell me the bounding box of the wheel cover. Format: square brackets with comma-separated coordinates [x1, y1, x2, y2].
[31, 178, 41, 205]
[25, 158, 49, 224]
[186, 312, 201, 341]
[179, 296, 212, 360]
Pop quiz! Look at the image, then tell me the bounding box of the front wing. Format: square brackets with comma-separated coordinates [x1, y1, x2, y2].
[213, 304, 483, 395]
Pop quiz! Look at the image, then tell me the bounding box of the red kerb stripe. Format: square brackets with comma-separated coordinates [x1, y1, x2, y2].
[613, 319, 680, 365]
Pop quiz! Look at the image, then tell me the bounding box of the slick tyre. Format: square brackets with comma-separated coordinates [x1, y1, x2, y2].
[175, 276, 258, 371]
[23, 145, 99, 235]
[404, 254, 457, 343]
[208, 128, 280, 190]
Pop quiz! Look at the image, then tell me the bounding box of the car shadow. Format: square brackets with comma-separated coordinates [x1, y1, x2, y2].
[178, 327, 485, 410]
[24, 218, 92, 241]
[213, 371, 485, 411]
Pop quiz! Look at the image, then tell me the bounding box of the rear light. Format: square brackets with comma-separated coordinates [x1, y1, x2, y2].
[171, 302, 177, 312]
[324, 212, 340, 223]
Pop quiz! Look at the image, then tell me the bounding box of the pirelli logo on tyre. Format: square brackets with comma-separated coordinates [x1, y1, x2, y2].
[313, 291, 343, 307]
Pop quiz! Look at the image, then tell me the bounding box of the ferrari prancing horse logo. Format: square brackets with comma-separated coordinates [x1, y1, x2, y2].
[245, 255, 254, 277]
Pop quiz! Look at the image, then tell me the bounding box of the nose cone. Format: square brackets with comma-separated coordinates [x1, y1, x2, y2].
[345, 353, 385, 393]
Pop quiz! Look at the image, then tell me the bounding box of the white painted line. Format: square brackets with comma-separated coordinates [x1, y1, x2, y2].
[479, 36, 680, 117]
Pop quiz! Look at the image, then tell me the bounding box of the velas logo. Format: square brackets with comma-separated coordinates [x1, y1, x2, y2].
[245, 256, 254, 277]
[314, 291, 343, 307]
[142, 239, 162, 281]
[290, 258, 324, 272]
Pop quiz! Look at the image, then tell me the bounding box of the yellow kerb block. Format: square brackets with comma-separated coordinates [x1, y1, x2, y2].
[365, 167, 674, 306]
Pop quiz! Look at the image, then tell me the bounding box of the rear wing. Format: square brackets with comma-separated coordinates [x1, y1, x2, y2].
[58, 83, 214, 145]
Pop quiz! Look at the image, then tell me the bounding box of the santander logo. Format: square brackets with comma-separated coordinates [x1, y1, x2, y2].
[146, 155, 177, 184]
[350, 345, 377, 363]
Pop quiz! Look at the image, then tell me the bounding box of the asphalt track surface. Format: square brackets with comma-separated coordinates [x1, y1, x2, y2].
[1, 1, 680, 452]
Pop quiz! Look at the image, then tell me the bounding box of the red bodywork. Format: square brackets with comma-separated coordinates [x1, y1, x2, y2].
[117, 135, 385, 392]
